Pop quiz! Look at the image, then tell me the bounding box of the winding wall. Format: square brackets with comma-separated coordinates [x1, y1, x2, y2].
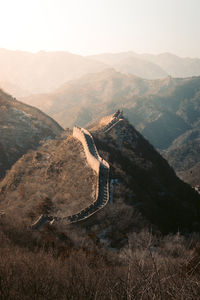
[32, 112, 123, 229]
[65, 127, 110, 223]
[31, 126, 110, 229]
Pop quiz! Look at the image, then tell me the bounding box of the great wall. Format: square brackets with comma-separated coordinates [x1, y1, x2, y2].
[100, 110, 124, 133]
[31, 111, 123, 229]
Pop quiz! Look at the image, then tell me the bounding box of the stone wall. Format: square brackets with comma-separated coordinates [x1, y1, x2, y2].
[32, 124, 114, 229]
[69, 126, 110, 223]
[101, 110, 124, 133]
[73, 126, 100, 175]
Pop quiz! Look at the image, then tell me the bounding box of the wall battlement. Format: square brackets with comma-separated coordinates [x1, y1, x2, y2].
[101, 110, 124, 133]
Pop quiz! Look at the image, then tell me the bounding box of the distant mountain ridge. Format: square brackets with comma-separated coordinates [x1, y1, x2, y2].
[142, 52, 200, 78]
[88, 52, 168, 79]
[89, 51, 200, 78]
[0, 48, 107, 94]
[1, 49, 200, 97]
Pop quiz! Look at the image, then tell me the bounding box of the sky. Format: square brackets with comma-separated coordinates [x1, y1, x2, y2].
[0, 0, 199, 57]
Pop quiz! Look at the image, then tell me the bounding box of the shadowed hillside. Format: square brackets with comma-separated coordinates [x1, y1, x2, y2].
[90, 114, 200, 234]
[0, 89, 63, 178]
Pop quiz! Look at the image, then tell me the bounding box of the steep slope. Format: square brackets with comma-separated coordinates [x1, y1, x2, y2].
[0, 49, 107, 94]
[91, 113, 200, 233]
[0, 89, 63, 178]
[1, 112, 200, 236]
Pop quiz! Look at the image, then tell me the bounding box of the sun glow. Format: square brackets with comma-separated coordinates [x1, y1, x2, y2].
[0, 0, 199, 56]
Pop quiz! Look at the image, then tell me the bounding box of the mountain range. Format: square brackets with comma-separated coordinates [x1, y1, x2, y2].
[1, 48, 200, 184]
[20, 69, 200, 179]
[89, 51, 200, 78]
[1, 49, 200, 97]
[0, 48, 106, 95]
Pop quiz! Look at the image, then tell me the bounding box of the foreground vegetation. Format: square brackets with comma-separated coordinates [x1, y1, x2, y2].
[0, 216, 200, 300]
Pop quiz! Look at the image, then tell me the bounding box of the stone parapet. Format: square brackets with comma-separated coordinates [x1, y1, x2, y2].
[73, 126, 100, 175]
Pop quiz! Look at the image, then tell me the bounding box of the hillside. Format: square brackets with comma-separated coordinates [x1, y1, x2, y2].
[0, 134, 96, 224]
[1, 112, 200, 236]
[0, 89, 63, 178]
[178, 162, 200, 186]
[21, 69, 200, 177]
[163, 129, 200, 172]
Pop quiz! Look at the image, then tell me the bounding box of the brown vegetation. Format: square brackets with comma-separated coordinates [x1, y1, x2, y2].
[0, 135, 97, 224]
[0, 215, 200, 299]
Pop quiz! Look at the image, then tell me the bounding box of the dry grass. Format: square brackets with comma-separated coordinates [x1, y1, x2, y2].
[0, 216, 200, 300]
[0, 135, 97, 224]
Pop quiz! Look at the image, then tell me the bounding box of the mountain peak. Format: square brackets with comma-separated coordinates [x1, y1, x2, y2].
[88, 110, 124, 132]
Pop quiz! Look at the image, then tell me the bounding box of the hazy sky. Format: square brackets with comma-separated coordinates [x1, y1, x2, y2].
[0, 0, 199, 57]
